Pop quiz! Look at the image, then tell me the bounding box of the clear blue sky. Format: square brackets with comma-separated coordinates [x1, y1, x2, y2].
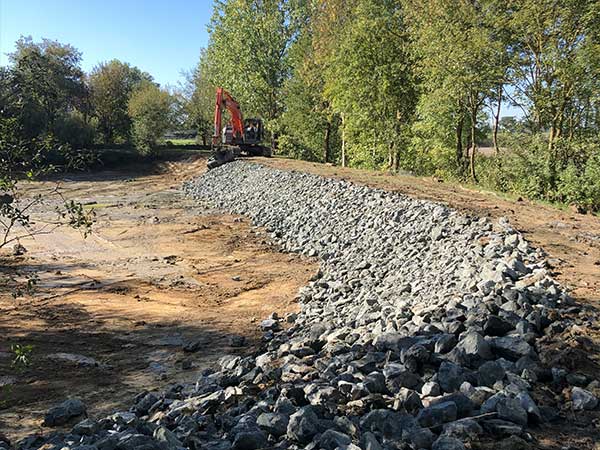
[0, 0, 213, 87]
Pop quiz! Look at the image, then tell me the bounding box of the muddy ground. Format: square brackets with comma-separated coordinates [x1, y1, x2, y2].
[0, 156, 316, 440]
[1, 155, 600, 448]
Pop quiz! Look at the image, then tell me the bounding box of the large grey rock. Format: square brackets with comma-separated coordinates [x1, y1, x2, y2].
[260, 319, 280, 332]
[453, 331, 493, 366]
[417, 401, 458, 428]
[478, 360, 506, 387]
[256, 412, 289, 437]
[135, 392, 159, 415]
[287, 407, 321, 444]
[438, 362, 465, 393]
[117, 433, 162, 450]
[571, 387, 598, 411]
[516, 392, 542, 423]
[408, 427, 436, 449]
[153, 426, 183, 449]
[432, 436, 466, 450]
[231, 429, 267, 450]
[491, 336, 535, 361]
[496, 397, 528, 426]
[483, 316, 514, 336]
[442, 419, 483, 441]
[359, 432, 383, 450]
[72, 418, 99, 436]
[318, 430, 352, 450]
[43, 399, 86, 427]
[359, 409, 416, 439]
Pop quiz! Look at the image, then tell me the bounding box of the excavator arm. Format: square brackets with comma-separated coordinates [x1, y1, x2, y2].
[213, 87, 244, 146]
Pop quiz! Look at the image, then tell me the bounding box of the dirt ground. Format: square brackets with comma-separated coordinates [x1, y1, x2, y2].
[0, 156, 316, 441]
[1, 155, 599, 448]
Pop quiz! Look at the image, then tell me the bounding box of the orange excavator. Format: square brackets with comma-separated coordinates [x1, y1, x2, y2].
[208, 87, 271, 169]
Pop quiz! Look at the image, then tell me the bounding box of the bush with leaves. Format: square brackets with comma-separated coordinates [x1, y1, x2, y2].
[128, 82, 174, 154]
[476, 135, 600, 212]
[0, 117, 94, 251]
[53, 111, 95, 149]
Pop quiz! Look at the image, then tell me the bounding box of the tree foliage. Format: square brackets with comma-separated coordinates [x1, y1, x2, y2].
[184, 0, 600, 210]
[206, 0, 295, 122]
[8, 37, 90, 141]
[128, 82, 175, 154]
[2, 0, 600, 211]
[89, 60, 153, 144]
[183, 50, 216, 145]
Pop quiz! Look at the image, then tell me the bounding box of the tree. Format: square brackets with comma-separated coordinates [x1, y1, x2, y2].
[9, 36, 89, 140]
[279, 1, 336, 162]
[322, 0, 417, 170]
[206, 0, 294, 123]
[407, 0, 505, 180]
[128, 82, 175, 154]
[1, 71, 93, 252]
[184, 50, 216, 145]
[506, 0, 600, 177]
[89, 60, 153, 144]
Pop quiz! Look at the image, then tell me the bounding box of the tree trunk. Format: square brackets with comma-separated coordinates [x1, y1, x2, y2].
[455, 116, 464, 174]
[547, 123, 561, 188]
[392, 142, 400, 172]
[469, 107, 477, 182]
[492, 86, 502, 155]
[341, 114, 346, 167]
[323, 121, 331, 163]
[372, 129, 376, 162]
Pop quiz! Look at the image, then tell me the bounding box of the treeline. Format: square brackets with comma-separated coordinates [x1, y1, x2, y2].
[0, 36, 199, 169]
[193, 0, 600, 211]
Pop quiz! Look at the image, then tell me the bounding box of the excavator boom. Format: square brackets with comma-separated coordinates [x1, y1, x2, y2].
[213, 87, 244, 146]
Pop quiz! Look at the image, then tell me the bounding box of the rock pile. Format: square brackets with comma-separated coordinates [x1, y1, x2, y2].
[16, 162, 598, 450]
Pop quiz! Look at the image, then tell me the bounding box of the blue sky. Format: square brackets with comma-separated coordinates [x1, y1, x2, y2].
[0, 0, 213, 87]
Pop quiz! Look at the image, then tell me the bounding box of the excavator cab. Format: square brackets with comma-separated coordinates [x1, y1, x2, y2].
[221, 118, 263, 146]
[243, 118, 263, 145]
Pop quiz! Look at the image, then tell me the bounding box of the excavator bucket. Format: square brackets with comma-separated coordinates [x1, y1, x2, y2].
[207, 146, 239, 170]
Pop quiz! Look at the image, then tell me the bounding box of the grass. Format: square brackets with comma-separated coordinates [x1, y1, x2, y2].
[164, 138, 198, 145]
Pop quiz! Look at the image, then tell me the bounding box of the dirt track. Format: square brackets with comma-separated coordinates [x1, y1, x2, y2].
[1, 155, 600, 447]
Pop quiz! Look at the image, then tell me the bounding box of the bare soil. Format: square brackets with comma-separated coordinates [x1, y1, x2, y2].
[0, 156, 316, 441]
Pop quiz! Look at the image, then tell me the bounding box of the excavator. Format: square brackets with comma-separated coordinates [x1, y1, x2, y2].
[207, 87, 271, 169]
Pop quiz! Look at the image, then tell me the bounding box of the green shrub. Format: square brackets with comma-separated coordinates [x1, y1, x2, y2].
[128, 82, 174, 155]
[278, 134, 318, 161]
[53, 112, 95, 148]
[556, 163, 585, 206]
[582, 150, 600, 211]
[476, 136, 600, 212]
